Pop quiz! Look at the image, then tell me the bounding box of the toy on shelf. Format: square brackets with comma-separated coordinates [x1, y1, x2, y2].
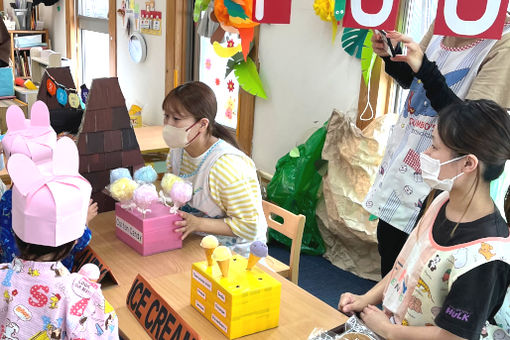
[191, 240, 281, 339]
[200, 235, 219, 266]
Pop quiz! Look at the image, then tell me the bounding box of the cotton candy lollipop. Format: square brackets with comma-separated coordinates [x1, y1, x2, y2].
[110, 167, 132, 184]
[169, 181, 193, 213]
[161, 173, 183, 194]
[133, 184, 159, 218]
[134, 165, 158, 184]
[159, 173, 184, 207]
[110, 178, 138, 209]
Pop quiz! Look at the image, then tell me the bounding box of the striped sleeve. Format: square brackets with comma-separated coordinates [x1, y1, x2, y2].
[208, 154, 262, 241]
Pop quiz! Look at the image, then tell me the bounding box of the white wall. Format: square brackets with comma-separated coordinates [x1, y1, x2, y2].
[116, 0, 166, 125]
[27, 0, 166, 126]
[251, 1, 361, 173]
[11, 0, 363, 174]
[38, 2, 67, 57]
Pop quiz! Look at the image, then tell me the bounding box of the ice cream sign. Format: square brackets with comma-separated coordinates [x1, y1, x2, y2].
[127, 274, 200, 340]
[341, 0, 510, 39]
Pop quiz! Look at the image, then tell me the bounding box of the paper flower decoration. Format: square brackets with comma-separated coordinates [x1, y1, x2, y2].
[227, 80, 235, 92]
[313, 0, 338, 42]
[214, 0, 259, 60]
[110, 168, 132, 184]
[134, 165, 158, 184]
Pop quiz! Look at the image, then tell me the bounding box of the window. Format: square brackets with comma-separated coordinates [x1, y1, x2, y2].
[78, 0, 110, 87]
[198, 34, 242, 130]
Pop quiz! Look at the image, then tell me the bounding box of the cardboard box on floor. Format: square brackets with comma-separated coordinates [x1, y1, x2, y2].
[0, 99, 28, 134]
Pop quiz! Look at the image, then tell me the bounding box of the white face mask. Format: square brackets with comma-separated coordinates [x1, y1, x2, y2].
[162, 121, 200, 148]
[420, 153, 466, 191]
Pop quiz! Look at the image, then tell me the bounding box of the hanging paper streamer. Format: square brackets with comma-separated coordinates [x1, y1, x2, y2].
[47, 78, 56, 96]
[68, 93, 80, 109]
[56, 88, 68, 106]
[44, 70, 82, 109]
[80, 84, 89, 104]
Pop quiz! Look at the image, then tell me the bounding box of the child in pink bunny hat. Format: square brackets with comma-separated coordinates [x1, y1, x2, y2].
[0, 101, 97, 269]
[0, 136, 119, 339]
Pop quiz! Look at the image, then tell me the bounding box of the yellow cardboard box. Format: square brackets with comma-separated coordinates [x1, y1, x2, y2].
[190, 255, 281, 339]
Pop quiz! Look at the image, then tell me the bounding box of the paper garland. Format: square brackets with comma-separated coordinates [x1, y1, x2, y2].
[45, 70, 85, 109]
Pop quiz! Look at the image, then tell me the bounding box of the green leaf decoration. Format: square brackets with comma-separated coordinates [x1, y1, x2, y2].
[233, 57, 267, 99]
[334, 0, 346, 21]
[341, 28, 369, 59]
[193, 0, 211, 22]
[224, 0, 248, 19]
[225, 51, 246, 78]
[361, 30, 377, 85]
[289, 147, 300, 158]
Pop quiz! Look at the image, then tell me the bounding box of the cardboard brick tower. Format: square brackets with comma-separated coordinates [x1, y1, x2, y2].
[37, 67, 84, 134]
[77, 77, 145, 213]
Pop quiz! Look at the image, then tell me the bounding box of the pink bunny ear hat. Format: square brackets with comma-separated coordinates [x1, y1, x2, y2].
[2, 101, 57, 172]
[8, 137, 92, 247]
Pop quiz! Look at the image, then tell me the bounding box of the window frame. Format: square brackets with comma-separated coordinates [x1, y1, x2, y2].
[65, 0, 117, 85]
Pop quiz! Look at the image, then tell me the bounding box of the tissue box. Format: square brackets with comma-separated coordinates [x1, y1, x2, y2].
[115, 202, 182, 256]
[191, 256, 281, 339]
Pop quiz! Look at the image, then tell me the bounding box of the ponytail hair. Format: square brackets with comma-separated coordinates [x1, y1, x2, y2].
[162, 81, 240, 149]
[212, 121, 240, 149]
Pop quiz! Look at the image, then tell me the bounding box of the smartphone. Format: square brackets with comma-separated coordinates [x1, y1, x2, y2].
[375, 29, 397, 57]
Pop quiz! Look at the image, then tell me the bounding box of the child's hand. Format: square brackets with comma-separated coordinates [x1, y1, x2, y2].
[360, 305, 392, 338]
[175, 211, 200, 240]
[86, 199, 98, 224]
[338, 292, 368, 315]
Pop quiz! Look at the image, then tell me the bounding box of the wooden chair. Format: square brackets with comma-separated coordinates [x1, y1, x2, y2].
[262, 200, 305, 284]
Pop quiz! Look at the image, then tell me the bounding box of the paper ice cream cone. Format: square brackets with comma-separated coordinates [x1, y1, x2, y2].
[246, 253, 261, 270]
[205, 248, 215, 266]
[217, 259, 230, 278]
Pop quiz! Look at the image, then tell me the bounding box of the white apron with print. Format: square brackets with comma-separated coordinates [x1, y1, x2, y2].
[363, 27, 510, 233]
[382, 191, 510, 339]
[169, 139, 267, 257]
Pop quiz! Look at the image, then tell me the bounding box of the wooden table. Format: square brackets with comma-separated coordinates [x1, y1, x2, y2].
[135, 125, 168, 154]
[88, 211, 347, 339]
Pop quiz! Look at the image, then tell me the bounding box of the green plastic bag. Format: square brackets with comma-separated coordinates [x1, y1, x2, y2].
[266, 123, 327, 255]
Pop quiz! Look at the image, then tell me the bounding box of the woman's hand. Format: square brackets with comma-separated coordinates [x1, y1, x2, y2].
[371, 30, 393, 57]
[175, 211, 201, 240]
[360, 305, 392, 338]
[338, 292, 369, 315]
[385, 31, 424, 73]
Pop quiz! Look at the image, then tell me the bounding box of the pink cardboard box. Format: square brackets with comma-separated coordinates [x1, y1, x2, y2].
[115, 202, 183, 256]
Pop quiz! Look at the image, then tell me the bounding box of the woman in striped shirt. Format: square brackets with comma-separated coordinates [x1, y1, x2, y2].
[162, 81, 267, 257]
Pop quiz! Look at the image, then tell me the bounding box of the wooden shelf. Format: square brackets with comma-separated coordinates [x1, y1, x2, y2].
[8, 29, 50, 79]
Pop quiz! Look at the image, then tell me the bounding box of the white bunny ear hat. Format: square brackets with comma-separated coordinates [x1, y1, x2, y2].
[2, 101, 57, 172]
[8, 137, 92, 247]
